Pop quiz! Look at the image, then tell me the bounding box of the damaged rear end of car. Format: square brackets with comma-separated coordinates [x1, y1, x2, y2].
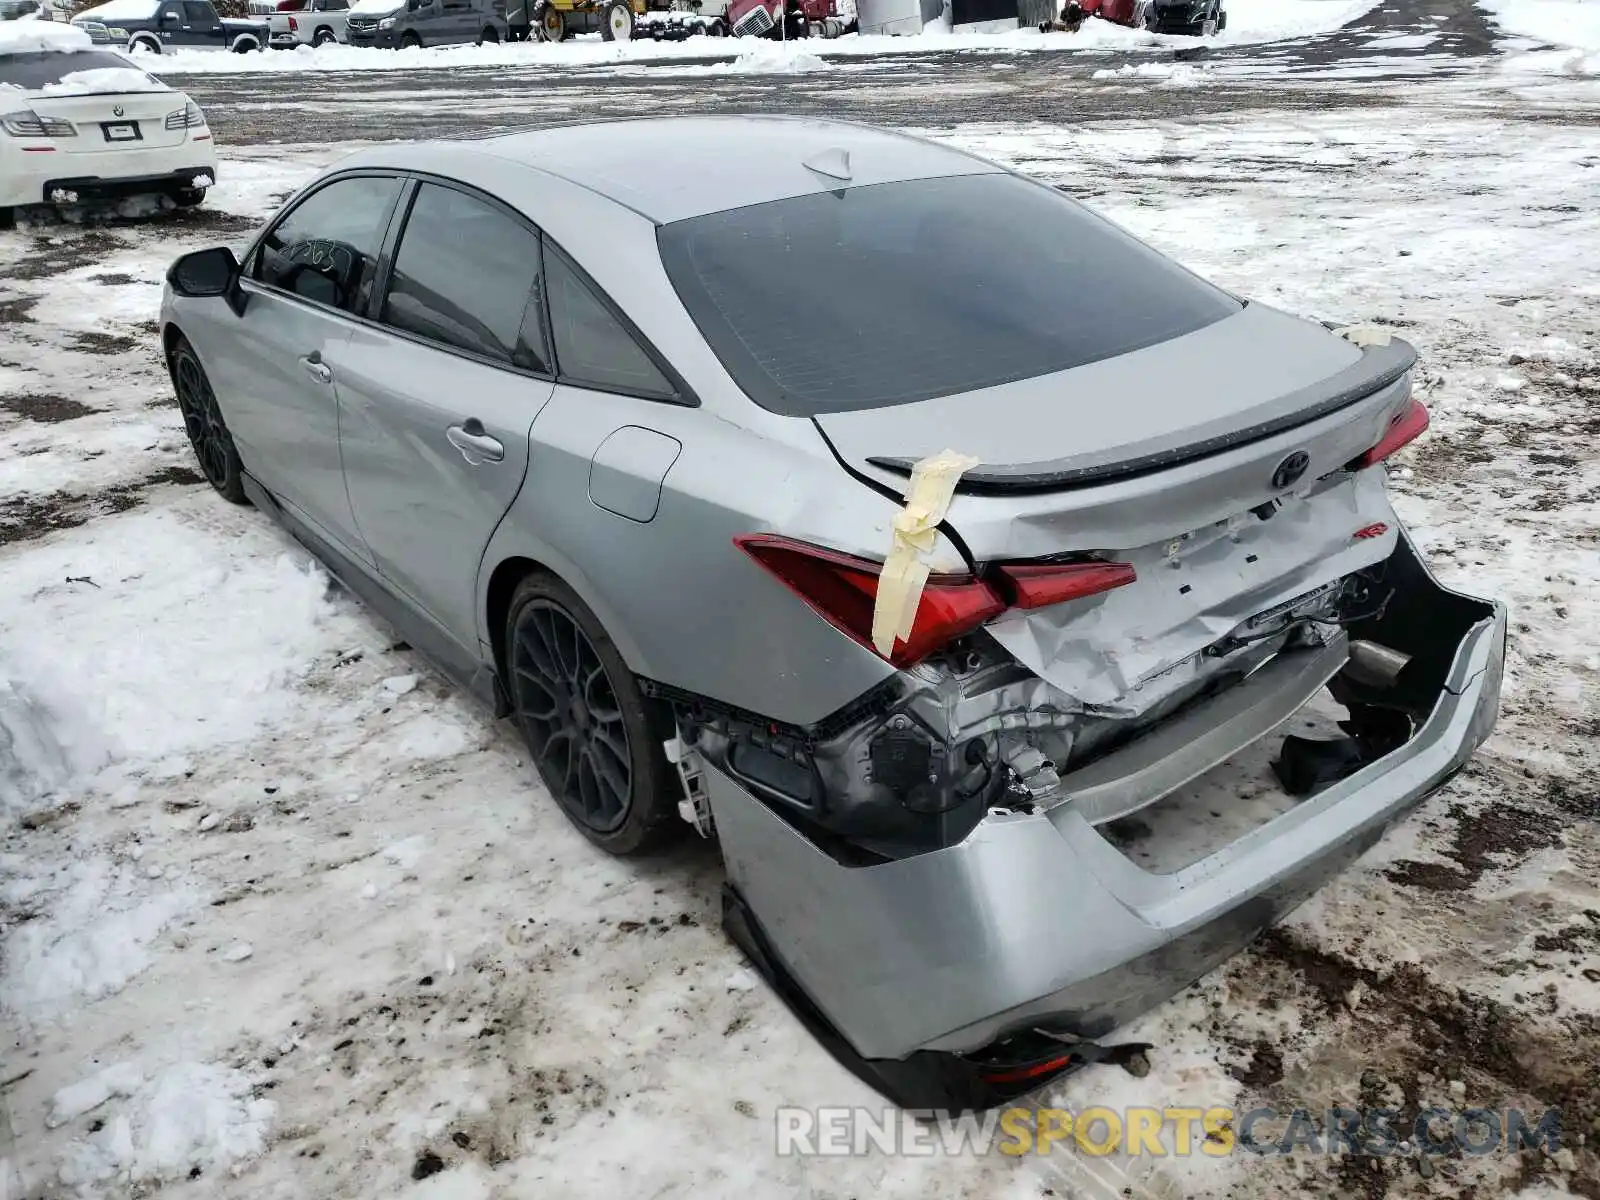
[649, 164, 1507, 1111]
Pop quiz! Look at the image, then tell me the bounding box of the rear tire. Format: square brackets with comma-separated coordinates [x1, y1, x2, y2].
[505, 572, 678, 856]
[230, 34, 259, 51]
[313, 24, 336, 43]
[476, 23, 499, 41]
[130, 33, 160, 53]
[169, 335, 248, 505]
[706, 15, 724, 33]
[400, 29, 421, 45]
[0, 207, 14, 233]
[539, 4, 565, 39]
[171, 185, 207, 208]
[601, 0, 633, 40]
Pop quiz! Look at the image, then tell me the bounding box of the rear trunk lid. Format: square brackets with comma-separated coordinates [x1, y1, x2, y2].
[27, 83, 189, 152]
[812, 306, 1419, 715]
[813, 303, 1390, 499]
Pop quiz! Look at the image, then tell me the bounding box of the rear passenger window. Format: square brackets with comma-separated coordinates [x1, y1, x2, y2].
[380, 183, 547, 372]
[545, 250, 674, 399]
[256, 175, 402, 316]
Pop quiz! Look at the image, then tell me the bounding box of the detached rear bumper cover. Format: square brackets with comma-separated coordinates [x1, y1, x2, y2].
[713, 529, 1505, 1068]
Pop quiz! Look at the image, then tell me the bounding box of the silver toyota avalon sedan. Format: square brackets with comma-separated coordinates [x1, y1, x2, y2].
[160, 116, 1506, 1110]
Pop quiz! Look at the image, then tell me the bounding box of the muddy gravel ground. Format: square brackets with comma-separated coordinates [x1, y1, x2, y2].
[2, 1, 1598, 1197]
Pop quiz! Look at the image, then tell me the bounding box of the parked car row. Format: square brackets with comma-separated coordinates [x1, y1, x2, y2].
[58, 0, 846, 47]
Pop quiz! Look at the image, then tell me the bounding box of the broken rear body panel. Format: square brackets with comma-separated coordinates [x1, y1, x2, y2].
[663, 321, 1504, 1104]
[702, 528, 1504, 1106]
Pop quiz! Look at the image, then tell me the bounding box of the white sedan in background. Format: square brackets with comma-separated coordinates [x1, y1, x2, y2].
[0, 19, 217, 228]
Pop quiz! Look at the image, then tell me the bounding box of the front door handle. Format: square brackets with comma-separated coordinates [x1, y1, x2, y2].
[298, 352, 332, 384]
[447, 419, 504, 464]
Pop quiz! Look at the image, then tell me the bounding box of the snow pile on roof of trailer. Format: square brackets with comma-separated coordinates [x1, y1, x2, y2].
[0, 15, 95, 52]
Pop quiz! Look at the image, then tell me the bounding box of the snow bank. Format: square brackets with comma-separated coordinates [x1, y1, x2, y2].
[1479, 0, 1600, 51]
[1093, 59, 1212, 86]
[41, 67, 169, 94]
[135, 0, 1381, 74]
[57, 1062, 274, 1189]
[1215, 0, 1380, 44]
[1, 857, 199, 1015]
[0, 512, 342, 772]
[0, 17, 94, 53]
[720, 40, 831, 72]
[0, 672, 103, 819]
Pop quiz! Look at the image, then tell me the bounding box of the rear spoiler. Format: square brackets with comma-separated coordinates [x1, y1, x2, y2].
[865, 337, 1418, 496]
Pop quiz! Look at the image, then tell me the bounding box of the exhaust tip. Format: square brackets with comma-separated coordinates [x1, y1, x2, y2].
[1343, 639, 1412, 689]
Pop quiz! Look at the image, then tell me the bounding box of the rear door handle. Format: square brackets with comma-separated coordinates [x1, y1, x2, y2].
[298, 352, 332, 384]
[447, 420, 504, 464]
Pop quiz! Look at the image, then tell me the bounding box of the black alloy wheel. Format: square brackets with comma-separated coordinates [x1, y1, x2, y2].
[506, 573, 677, 855]
[171, 337, 247, 503]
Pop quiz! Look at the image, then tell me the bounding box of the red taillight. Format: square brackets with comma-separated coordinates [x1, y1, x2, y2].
[734, 534, 1005, 669]
[992, 560, 1136, 609]
[1347, 397, 1429, 471]
[288, 14, 297, 27]
[978, 1055, 1075, 1085]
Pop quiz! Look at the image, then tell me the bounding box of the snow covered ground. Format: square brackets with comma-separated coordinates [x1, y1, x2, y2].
[3, 8, 1600, 1200]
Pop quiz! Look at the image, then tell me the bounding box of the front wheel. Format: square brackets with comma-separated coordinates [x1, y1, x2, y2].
[476, 23, 500, 41]
[169, 336, 247, 505]
[506, 573, 678, 856]
[539, 4, 565, 39]
[601, 0, 633, 40]
[0, 207, 14, 232]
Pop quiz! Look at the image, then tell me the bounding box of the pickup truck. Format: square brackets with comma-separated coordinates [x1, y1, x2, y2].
[268, 0, 351, 46]
[73, 0, 269, 52]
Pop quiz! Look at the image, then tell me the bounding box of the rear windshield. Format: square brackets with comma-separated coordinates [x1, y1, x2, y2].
[0, 50, 135, 88]
[656, 173, 1241, 416]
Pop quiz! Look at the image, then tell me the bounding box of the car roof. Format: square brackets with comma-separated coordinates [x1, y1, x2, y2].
[342, 116, 1004, 225]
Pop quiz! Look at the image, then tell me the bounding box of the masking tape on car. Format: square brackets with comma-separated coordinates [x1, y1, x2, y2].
[1333, 324, 1393, 348]
[870, 449, 980, 657]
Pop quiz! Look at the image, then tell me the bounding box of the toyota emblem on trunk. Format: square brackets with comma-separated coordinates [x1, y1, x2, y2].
[1271, 451, 1311, 489]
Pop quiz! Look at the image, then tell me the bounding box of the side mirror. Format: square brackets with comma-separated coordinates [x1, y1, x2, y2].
[167, 246, 247, 316]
